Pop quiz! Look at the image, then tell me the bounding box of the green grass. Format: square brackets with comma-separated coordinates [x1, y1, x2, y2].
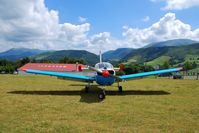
[187, 68, 199, 75]
[147, 56, 171, 66]
[125, 55, 141, 64]
[185, 55, 199, 63]
[0, 75, 199, 133]
[172, 54, 199, 67]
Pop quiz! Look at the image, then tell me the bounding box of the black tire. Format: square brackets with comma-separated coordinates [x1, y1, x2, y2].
[85, 86, 89, 93]
[98, 91, 106, 100]
[119, 86, 123, 93]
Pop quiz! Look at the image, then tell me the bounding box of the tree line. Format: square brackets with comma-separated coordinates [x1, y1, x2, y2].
[0, 57, 196, 75]
[119, 60, 196, 75]
[0, 56, 86, 74]
[0, 58, 29, 74]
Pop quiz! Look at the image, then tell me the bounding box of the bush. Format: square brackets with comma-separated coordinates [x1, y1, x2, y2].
[122, 63, 154, 75]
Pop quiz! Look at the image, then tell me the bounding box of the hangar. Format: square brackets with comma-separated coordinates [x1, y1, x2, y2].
[18, 63, 85, 74]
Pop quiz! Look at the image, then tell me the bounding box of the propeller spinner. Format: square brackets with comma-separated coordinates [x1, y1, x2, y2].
[102, 70, 110, 77]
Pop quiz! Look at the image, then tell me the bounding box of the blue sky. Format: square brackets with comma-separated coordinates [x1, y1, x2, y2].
[45, 0, 199, 37]
[45, 0, 158, 37]
[0, 0, 199, 53]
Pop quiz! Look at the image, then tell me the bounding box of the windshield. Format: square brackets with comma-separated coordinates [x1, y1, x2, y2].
[95, 62, 113, 69]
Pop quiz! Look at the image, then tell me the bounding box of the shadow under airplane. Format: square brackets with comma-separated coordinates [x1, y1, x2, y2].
[8, 87, 170, 103]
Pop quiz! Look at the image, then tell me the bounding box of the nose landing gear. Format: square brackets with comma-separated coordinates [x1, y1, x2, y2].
[98, 88, 106, 100]
[85, 83, 123, 100]
[98, 90, 106, 100]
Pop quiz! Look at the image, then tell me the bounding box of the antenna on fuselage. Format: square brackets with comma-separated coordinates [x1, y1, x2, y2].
[99, 50, 102, 63]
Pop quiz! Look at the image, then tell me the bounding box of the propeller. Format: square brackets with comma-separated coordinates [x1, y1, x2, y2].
[88, 66, 110, 77]
[87, 66, 102, 73]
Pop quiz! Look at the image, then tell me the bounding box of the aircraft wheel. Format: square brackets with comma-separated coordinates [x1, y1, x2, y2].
[85, 86, 89, 93]
[98, 91, 106, 100]
[119, 86, 123, 93]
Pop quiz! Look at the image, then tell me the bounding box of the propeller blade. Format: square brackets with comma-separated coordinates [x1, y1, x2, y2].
[109, 74, 122, 82]
[87, 66, 102, 73]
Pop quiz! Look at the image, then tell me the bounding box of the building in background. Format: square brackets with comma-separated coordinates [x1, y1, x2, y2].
[18, 63, 85, 74]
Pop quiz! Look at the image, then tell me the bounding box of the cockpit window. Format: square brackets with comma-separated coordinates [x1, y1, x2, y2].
[95, 63, 113, 69]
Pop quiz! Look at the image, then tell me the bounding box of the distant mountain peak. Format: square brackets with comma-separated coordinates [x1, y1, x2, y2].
[0, 48, 46, 61]
[144, 39, 198, 48]
[102, 48, 134, 61]
[34, 50, 99, 65]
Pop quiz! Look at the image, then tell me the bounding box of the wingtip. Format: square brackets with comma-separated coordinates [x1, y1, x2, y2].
[22, 69, 27, 72]
[178, 67, 183, 71]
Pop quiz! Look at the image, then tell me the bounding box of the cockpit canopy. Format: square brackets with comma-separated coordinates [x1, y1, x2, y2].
[95, 62, 113, 70]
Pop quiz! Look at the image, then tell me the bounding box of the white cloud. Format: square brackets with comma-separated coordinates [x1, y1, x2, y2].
[75, 32, 124, 53]
[0, 0, 129, 53]
[122, 25, 129, 30]
[142, 16, 150, 22]
[78, 16, 87, 23]
[0, 0, 199, 54]
[152, 0, 199, 10]
[0, 0, 90, 52]
[59, 23, 90, 43]
[122, 12, 199, 48]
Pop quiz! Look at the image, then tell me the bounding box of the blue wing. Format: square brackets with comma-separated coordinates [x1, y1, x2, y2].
[119, 67, 183, 80]
[25, 69, 95, 82]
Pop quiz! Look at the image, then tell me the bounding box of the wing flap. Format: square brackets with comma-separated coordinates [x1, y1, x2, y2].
[119, 67, 183, 80]
[26, 69, 95, 82]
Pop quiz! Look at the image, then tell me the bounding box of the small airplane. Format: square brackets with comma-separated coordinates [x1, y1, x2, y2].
[24, 52, 183, 100]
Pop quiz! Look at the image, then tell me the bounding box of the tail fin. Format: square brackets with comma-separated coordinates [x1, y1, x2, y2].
[99, 50, 102, 63]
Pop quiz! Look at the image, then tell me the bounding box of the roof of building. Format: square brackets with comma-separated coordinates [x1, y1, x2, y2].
[18, 63, 85, 72]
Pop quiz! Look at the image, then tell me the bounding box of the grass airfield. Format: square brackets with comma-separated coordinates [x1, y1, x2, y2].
[0, 75, 199, 133]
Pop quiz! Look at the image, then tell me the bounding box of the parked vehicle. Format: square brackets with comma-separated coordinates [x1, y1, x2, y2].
[173, 73, 183, 79]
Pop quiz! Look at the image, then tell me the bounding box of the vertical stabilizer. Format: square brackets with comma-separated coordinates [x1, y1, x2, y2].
[99, 50, 102, 63]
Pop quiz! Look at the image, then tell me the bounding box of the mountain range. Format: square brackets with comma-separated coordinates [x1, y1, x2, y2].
[123, 43, 199, 65]
[0, 48, 46, 61]
[102, 39, 198, 62]
[34, 50, 99, 65]
[0, 39, 198, 66]
[144, 39, 197, 48]
[102, 48, 134, 61]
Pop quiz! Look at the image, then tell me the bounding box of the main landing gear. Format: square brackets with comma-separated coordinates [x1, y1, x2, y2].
[118, 86, 123, 93]
[85, 83, 91, 93]
[118, 82, 123, 93]
[85, 86, 89, 93]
